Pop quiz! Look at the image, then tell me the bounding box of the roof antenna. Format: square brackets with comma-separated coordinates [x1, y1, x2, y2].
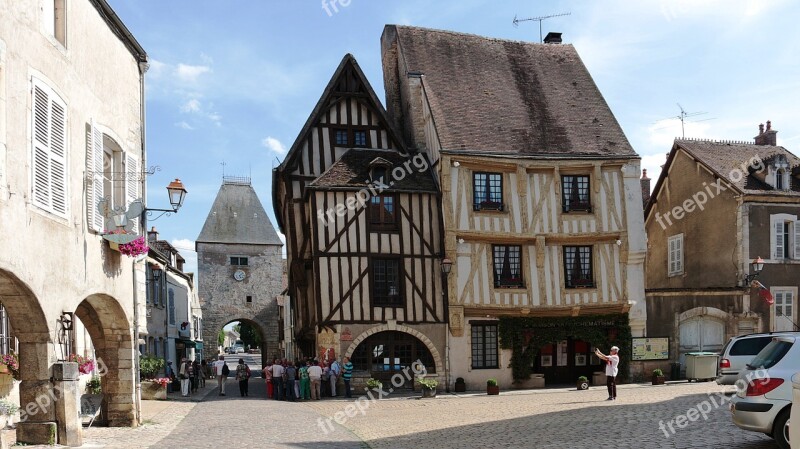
[221, 161, 226, 178]
[513, 12, 571, 43]
[653, 104, 715, 138]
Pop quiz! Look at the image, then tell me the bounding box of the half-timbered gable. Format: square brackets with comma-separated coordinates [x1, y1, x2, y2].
[382, 25, 648, 388]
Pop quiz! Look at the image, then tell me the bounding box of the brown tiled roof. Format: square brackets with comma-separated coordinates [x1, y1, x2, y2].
[309, 149, 438, 193]
[675, 139, 800, 197]
[389, 26, 636, 158]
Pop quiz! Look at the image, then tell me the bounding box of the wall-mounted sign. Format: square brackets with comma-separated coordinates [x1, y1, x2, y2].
[632, 337, 670, 361]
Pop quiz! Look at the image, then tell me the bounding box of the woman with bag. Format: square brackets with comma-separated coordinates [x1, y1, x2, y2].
[236, 358, 251, 397]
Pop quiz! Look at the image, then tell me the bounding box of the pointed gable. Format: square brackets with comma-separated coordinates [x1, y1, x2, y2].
[197, 181, 282, 246]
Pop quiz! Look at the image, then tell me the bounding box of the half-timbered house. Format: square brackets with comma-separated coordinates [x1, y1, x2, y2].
[273, 55, 446, 390]
[381, 26, 648, 388]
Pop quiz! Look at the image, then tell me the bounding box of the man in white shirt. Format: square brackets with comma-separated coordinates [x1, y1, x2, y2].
[271, 360, 285, 401]
[213, 355, 228, 396]
[596, 346, 620, 400]
[308, 361, 323, 400]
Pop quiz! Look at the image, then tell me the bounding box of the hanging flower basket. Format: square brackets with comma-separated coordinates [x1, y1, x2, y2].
[68, 354, 95, 375]
[102, 230, 148, 257]
[0, 353, 19, 380]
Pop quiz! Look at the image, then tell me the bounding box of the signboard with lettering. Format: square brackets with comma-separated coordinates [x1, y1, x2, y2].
[631, 337, 670, 361]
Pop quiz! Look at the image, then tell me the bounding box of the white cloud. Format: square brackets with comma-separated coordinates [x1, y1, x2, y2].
[180, 99, 201, 113]
[148, 59, 166, 79]
[175, 64, 211, 83]
[171, 238, 198, 274]
[262, 136, 288, 155]
[175, 121, 194, 130]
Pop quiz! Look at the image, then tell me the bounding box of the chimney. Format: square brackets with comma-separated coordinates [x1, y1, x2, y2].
[640, 169, 651, 208]
[147, 226, 159, 243]
[755, 120, 778, 146]
[543, 32, 562, 44]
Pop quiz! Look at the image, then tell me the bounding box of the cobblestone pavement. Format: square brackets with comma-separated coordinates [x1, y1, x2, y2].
[18, 380, 781, 448]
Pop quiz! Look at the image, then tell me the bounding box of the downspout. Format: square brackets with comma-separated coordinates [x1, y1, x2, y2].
[134, 58, 148, 425]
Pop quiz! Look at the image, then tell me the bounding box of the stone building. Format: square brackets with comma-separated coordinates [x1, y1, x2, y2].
[0, 0, 147, 444]
[645, 123, 800, 375]
[196, 178, 284, 366]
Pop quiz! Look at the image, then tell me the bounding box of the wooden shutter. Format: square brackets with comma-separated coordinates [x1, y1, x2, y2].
[668, 236, 682, 275]
[31, 79, 67, 218]
[125, 152, 140, 234]
[794, 222, 800, 259]
[775, 221, 784, 259]
[87, 119, 104, 232]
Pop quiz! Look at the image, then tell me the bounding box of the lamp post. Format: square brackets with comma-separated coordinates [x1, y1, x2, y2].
[743, 257, 765, 286]
[440, 257, 452, 392]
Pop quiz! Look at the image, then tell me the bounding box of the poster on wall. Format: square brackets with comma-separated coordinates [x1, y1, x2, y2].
[631, 337, 670, 361]
[541, 355, 552, 367]
[575, 354, 587, 366]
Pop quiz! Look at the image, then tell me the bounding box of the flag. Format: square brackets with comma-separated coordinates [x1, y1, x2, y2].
[753, 280, 774, 305]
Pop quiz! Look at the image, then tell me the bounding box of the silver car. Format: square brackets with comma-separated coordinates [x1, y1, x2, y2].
[731, 336, 797, 449]
[718, 332, 799, 385]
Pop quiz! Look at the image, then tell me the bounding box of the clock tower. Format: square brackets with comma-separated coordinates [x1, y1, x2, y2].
[196, 177, 284, 363]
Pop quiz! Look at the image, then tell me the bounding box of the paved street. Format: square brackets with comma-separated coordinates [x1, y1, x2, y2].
[17, 379, 780, 448]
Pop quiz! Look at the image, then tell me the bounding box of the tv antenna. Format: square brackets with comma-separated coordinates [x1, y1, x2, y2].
[654, 103, 715, 138]
[513, 12, 571, 43]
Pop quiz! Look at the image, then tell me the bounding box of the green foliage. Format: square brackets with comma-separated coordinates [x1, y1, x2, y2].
[239, 322, 262, 349]
[87, 375, 102, 395]
[217, 328, 225, 346]
[652, 368, 664, 377]
[577, 376, 588, 382]
[0, 399, 18, 416]
[139, 355, 165, 379]
[486, 378, 498, 386]
[418, 378, 438, 390]
[366, 378, 383, 389]
[498, 314, 632, 382]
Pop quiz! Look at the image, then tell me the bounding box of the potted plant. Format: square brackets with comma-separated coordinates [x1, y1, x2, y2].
[487, 378, 500, 395]
[0, 399, 18, 429]
[454, 377, 466, 393]
[0, 353, 19, 380]
[86, 375, 102, 395]
[652, 368, 666, 385]
[419, 378, 438, 398]
[365, 378, 383, 399]
[577, 375, 589, 390]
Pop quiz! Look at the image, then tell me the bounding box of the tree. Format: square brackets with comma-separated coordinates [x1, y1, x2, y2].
[239, 322, 261, 349]
[217, 328, 225, 346]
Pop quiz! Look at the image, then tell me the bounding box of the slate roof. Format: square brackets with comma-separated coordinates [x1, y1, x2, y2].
[675, 139, 800, 197]
[309, 149, 438, 193]
[387, 25, 636, 158]
[197, 182, 283, 246]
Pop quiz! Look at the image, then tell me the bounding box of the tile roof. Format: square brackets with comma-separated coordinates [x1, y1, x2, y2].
[388, 26, 636, 158]
[197, 182, 283, 245]
[675, 139, 800, 197]
[309, 149, 438, 193]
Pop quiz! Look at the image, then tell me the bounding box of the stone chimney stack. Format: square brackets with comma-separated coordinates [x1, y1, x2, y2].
[147, 226, 159, 243]
[755, 120, 778, 146]
[543, 32, 563, 44]
[640, 169, 651, 208]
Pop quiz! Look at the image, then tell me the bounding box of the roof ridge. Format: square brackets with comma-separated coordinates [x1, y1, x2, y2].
[393, 24, 567, 47]
[677, 137, 755, 145]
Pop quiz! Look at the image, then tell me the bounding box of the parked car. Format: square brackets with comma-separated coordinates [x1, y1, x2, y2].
[730, 335, 798, 449]
[717, 332, 800, 385]
[234, 345, 245, 354]
[791, 372, 799, 449]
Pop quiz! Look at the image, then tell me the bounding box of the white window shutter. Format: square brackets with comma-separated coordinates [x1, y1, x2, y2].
[48, 99, 67, 216]
[31, 80, 68, 218]
[32, 84, 51, 210]
[90, 120, 104, 231]
[676, 236, 683, 273]
[125, 152, 140, 234]
[794, 222, 800, 259]
[775, 221, 784, 259]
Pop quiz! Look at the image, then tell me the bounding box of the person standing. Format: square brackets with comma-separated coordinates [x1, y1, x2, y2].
[198, 359, 207, 388]
[179, 358, 191, 397]
[284, 362, 297, 402]
[299, 361, 311, 400]
[262, 362, 273, 399]
[308, 360, 322, 400]
[165, 361, 175, 393]
[342, 357, 353, 399]
[235, 358, 251, 397]
[190, 359, 200, 393]
[213, 355, 228, 396]
[271, 359, 284, 401]
[596, 346, 620, 400]
[329, 359, 340, 397]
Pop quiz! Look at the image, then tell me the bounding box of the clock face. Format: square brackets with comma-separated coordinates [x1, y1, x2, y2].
[233, 269, 246, 281]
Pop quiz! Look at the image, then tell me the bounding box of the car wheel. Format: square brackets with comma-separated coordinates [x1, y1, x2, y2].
[773, 410, 790, 449]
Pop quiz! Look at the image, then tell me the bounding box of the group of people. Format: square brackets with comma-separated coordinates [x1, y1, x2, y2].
[171, 358, 207, 397]
[262, 357, 353, 401]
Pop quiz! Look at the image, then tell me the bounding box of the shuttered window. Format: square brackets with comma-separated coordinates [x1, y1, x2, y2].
[31, 79, 68, 218]
[668, 234, 683, 276]
[125, 152, 140, 233]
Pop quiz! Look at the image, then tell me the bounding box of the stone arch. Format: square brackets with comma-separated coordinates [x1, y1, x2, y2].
[344, 324, 443, 375]
[74, 293, 134, 427]
[211, 317, 272, 368]
[678, 306, 729, 323]
[676, 306, 728, 361]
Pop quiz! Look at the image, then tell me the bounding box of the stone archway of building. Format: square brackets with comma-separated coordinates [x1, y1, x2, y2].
[0, 268, 57, 444]
[74, 294, 135, 427]
[218, 318, 270, 368]
[344, 324, 444, 375]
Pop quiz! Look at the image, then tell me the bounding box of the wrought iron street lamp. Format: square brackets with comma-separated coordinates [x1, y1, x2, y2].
[144, 178, 188, 221]
[441, 258, 453, 275]
[743, 257, 765, 286]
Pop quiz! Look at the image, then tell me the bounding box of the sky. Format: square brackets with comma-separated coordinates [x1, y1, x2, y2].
[105, 0, 800, 275]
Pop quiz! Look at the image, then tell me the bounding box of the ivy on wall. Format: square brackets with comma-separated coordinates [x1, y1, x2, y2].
[498, 314, 632, 381]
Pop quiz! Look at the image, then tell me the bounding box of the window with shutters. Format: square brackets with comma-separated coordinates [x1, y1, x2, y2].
[42, 0, 67, 46]
[770, 214, 800, 260]
[168, 288, 176, 325]
[668, 234, 684, 276]
[31, 78, 68, 218]
[770, 287, 796, 332]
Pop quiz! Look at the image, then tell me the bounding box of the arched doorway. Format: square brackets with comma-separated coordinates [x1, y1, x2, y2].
[678, 307, 726, 367]
[218, 319, 270, 368]
[349, 331, 436, 388]
[74, 294, 135, 427]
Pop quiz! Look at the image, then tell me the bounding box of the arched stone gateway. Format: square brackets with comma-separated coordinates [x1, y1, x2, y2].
[210, 318, 273, 368]
[344, 325, 443, 380]
[74, 294, 135, 427]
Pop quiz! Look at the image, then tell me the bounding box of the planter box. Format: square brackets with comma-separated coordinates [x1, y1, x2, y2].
[487, 385, 500, 395]
[577, 380, 589, 390]
[421, 388, 436, 398]
[140, 381, 167, 400]
[652, 376, 666, 385]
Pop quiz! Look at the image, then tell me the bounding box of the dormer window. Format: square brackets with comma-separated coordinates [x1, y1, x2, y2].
[776, 169, 786, 190]
[769, 154, 791, 191]
[369, 157, 392, 187]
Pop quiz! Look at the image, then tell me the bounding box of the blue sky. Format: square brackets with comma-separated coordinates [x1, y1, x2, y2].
[106, 0, 800, 273]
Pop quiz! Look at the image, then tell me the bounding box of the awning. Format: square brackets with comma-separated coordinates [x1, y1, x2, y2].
[177, 339, 197, 349]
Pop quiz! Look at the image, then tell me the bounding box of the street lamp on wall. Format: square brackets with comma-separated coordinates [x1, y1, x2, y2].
[142, 178, 188, 222]
[441, 258, 453, 275]
[743, 257, 765, 286]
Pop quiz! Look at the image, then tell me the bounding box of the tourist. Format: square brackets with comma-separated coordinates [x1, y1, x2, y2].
[191, 359, 200, 393]
[595, 346, 620, 400]
[213, 355, 228, 396]
[342, 356, 353, 399]
[179, 357, 191, 397]
[294, 361, 301, 399]
[199, 359, 207, 388]
[308, 360, 322, 400]
[271, 359, 284, 400]
[262, 361, 273, 399]
[329, 358, 341, 397]
[235, 358, 251, 397]
[321, 361, 331, 397]
[284, 361, 297, 402]
[299, 361, 311, 400]
[165, 361, 175, 393]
